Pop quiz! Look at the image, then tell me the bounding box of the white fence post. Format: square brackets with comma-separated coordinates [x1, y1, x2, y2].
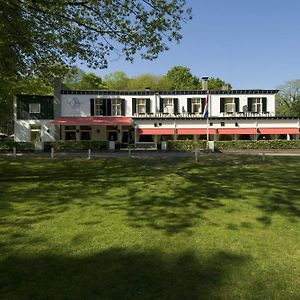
[88, 149, 91, 160]
[51, 147, 54, 159]
[13, 147, 16, 158]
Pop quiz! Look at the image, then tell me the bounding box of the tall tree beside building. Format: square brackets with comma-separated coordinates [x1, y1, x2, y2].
[276, 79, 300, 116]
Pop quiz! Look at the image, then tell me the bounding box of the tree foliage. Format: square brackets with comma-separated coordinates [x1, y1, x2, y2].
[276, 79, 300, 116]
[103, 71, 130, 90]
[208, 77, 232, 90]
[163, 66, 201, 90]
[0, 0, 192, 81]
[63, 67, 105, 90]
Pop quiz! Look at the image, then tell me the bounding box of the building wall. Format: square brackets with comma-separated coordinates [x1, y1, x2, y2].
[60, 91, 277, 118]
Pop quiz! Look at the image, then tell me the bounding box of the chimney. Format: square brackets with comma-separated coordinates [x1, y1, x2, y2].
[201, 77, 209, 91]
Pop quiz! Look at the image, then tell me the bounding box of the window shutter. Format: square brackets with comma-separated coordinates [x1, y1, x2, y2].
[160, 98, 164, 112]
[173, 98, 179, 113]
[247, 98, 252, 112]
[146, 98, 151, 113]
[102, 99, 107, 116]
[235, 98, 240, 112]
[90, 98, 95, 116]
[121, 99, 125, 116]
[106, 99, 111, 116]
[187, 98, 192, 113]
[132, 98, 136, 114]
[220, 98, 225, 113]
[262, 98, 267, 112]
[201, 98, 206, 113]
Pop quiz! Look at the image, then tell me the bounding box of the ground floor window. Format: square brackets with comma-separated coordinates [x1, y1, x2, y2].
[108, 131, 118, 141]
[65, 125, 76, 140]
[80, 126, 91, 140]
[139, 135, 153, 142]
[30, 125, 41, 142]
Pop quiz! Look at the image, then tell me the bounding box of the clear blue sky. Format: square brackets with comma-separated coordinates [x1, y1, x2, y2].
[80, 0, 300, 89]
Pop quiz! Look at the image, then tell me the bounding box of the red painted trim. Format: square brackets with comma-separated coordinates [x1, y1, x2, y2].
[139, 128, 175, 135]
[259, 128, 299, 134]
[177, 128, 215, 135]
[49, 117, 133, 126]
[218, 128, 257, 135]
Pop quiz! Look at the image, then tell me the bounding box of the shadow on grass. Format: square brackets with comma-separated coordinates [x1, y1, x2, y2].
[0, 156, 299, 234]
[0, 248, 250, 300]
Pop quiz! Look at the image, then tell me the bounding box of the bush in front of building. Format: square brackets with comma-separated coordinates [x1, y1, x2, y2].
[215, 140, 300, 150]
[44, 141, 109, 151]
[0, 141, 34, 152]
[167, 140, 207, 151]
[168, 140, 300, 151]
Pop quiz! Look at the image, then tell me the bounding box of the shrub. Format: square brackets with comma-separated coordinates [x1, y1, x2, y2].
[44, 140, 109, 151]
[215, 140, 300, 150]
[167, 140, 300, 151]
[167, 140, 207, 151]
[0, 141, 34, 152]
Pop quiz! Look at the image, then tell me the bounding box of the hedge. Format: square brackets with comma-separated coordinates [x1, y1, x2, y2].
[44, 140, 109, 151]
[0, 141, 34, 152]
[167, 140, 300, 151]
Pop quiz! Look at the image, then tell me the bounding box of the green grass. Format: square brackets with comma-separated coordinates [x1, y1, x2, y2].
[0, 156, 299, 300]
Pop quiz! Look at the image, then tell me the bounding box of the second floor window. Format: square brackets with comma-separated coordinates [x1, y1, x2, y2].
[248, 98, 267, 113]
[192, 98, 201, 113]
[112, 99, 122, 116]
[95, 99, 104, 115]
[220, 98, 239, 113]
[163, 98, 173, 114]
[252, 98, 262, 113]
[224, 98, 236, 113]
[29, 103, 41, 114]
[137, 99, 146, 113]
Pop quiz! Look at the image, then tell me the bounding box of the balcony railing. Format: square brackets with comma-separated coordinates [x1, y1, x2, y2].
[133, 112, 275, 118]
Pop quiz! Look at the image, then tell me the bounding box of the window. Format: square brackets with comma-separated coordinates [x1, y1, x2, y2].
[65, 125, 76, 140]
[112, 99, 122, 116]
[137, 99, 146, 113]
[192, 98, 201, 113]
[224, 98, 235, 113]
[251, 98, 263, 113]
[29, 103, 40, 113]
[163, 98, 173, 114]
[30, 125, 41, 142]
[95, 99, 104, 115]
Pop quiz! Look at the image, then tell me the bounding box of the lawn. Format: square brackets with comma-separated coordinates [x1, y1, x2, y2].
[0, 155, 299, 300]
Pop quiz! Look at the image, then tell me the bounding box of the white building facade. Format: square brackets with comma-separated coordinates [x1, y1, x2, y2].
[14, 88, 300, 145]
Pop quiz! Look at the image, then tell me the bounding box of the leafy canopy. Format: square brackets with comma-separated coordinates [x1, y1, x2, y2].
[0, 0, 192, 80]
[276, 79, 300, 116]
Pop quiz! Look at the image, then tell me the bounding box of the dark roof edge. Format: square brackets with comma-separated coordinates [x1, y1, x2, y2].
[60, 89, 279, 95]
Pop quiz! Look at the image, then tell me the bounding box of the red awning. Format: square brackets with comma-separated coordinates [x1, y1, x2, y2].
[177, 128, 215, 135]
[50, 117, 133, 126]
[139, 128, 175, 135]
[259, 128, 299, 134]
[218, 128, 258, 135]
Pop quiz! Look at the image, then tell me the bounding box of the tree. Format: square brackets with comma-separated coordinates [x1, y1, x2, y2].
[103, 71, 130, 90]
[276, 79, 300, 116]
[208, 77, 232, 90]
[127, 73, 171, 90]
[164, 66, 201, 90]
[0, 0, 192, 81]
[63, 67, 105, 90]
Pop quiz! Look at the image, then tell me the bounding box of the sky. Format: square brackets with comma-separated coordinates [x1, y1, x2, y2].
[80, 0, 300, 89]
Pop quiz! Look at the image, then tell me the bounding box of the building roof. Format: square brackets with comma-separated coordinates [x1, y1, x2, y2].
[60, 89, 279, 96]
